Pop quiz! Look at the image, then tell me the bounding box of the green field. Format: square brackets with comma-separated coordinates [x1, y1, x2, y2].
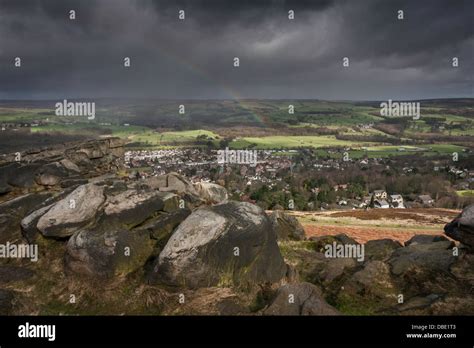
[229, 135, 367, 149]
[3, 99, 472, 157]
[457, 190, 474, 197]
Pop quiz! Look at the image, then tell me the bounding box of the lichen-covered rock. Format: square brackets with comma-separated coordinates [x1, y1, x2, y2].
[65, 228, 154, 278]
[151, 201, 287, 289]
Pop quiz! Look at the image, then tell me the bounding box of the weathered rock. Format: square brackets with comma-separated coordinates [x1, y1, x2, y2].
[151, 201, 287, 289]
[444, 204, 474, 249]
[388, 241, 456, 276]
[38, 161, 70, 178]
[5, 163, 41, 188]
[60, 159, 81, 173]
[194, 182, 228, 204]
[405, 234, 449, 246]
[102, 190, 166, 228]
[365, 239, 402, 261]
[159, 192, 181, 212]
[269, 211, 305, 241]
[165, 172, 198, 195]
[0, 192, 52, 215]
[65, 228, 154, 278]
[264, 282, 340, 315]
[37, 184, 105, 238]
[138, 209, 191, 247]
[20, 204, 54, 242]
[146, 172, 199, 197]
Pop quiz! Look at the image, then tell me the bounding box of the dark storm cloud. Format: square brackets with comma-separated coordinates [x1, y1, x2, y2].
[0, 0, 472, 100]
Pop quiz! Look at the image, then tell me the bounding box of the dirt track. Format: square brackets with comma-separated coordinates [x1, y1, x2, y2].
[304, 225, 447, 244]
[290, 208, 460, 244]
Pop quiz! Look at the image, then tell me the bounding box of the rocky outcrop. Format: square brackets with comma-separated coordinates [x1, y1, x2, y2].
[150, 201, 287, 289]
[445, 204, 474, 249]
[264, 282, 340, 315]
[0, 137, 124, 191]
[1, 138, 473, 316]
[269, 211, 305, 241]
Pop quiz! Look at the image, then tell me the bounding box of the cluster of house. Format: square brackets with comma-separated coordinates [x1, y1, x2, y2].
[1, 122, 42, 130]
[336, 189, 435, 209]
[369, 190, 406, 209]
[124, 149, 293, 184]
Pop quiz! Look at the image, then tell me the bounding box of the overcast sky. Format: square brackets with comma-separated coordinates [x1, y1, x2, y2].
[0, 0, 472, 100]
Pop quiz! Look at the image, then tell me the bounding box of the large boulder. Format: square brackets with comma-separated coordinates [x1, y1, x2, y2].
[65, 228, 154, 278]
[37, 184, 105, 238]
[388, 240, 456, 276]
[194, 182, 228, 204]
[365, 239, 402, 261]
[444, 204, 474, 250]
[150, 201, 287, 289]
[269, 211, 305, 241]
[102, 190, 166, 228]
[264, 282, 340, 315]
